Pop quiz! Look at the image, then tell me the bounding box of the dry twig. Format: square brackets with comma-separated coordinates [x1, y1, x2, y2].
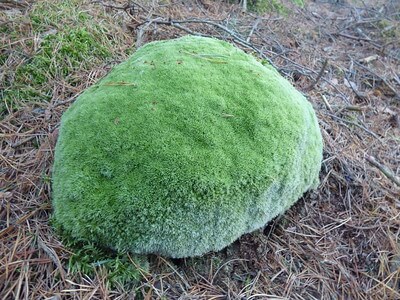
[304, 58, 329, 91]
[365, 154, 400, 187]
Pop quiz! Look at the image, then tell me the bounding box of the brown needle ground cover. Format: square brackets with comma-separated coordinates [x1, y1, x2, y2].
[1, 0, 399, 299]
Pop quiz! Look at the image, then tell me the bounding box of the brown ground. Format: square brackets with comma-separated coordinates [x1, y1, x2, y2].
[1, 0, 399, 299]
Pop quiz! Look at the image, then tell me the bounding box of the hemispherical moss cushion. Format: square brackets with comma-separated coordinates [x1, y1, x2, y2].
[52, 35, 323, 258]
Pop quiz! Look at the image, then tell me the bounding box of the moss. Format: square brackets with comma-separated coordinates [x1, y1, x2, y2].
[232, 0, 304, 14]
[67, 241, 147, 288]
[2, 26, 111, 116]
[16, 28, 111, 86]
[250, 0, 287, 13]
[52, 36, 323, 258]
[378, 20, 399, 38]
[0, 0, 130, 119]
[29, 0, 94, 33]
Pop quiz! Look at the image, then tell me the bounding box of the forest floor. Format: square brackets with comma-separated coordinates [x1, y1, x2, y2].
[1, 0, 399, 299]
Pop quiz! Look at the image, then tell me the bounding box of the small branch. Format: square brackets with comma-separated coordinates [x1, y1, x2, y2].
[139, 18, 278, 69]
[246, 17, 261, 42]
[135, 16, 351, 104]
[136, 18, 159, 48]
[52, 92, 81, 108]
[319, 94, 333, 112]
[170, 21, 214, 38]
[241, 0, 247, 12]
[340, 105, 365, 112]
[326, 112, 382, 141]
[256, 31, 351, 102]
[333, 31, 382, 49]
[334, 32, 372, 42]
[353, 59, 400, 99]
[11, 136, 36, 148]
[365, 154, 400, 187]
[344, 67, 367, 99]
[304, 58, 328, 91]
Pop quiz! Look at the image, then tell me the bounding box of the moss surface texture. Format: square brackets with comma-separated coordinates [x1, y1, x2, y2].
[52, 35, 323, 258]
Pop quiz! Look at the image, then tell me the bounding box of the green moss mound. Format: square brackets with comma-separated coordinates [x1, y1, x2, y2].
[52, 35, 323, 258]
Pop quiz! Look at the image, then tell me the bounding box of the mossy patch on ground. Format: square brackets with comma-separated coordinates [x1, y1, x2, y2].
[65, 238, 148, 288]
[229, 0, 304, 14]
[52, 35, 323, 258]
[1, 0, 138, 286]
[0, 0, 132, 118]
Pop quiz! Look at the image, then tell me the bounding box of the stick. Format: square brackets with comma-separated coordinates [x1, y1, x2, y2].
[334, 32, 372, 42]
[320, 94, 333, 112]
[365, 154, 400, 187]
[137, 18, 278, 68]
[137, 17, 350, 102]
[246, 17, 261, 42]
[254, 32, 351, 102]
[11, 136, 36, 148]
[304, 58, 328, 91]
[326, 112, 382, 141]
[353, 59, 400, 99]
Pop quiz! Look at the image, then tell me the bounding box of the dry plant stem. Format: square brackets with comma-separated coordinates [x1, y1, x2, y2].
[158, 256, 190, 289]
[0, 0, 29, 9]
[136, 19, 155, 48]
[365, 154, 400, 187]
